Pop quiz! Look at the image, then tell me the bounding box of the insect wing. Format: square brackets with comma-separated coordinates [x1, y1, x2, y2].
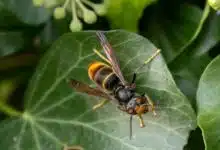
[96, 31, 127, 85]
[69, 79, 110, 99]
[70, 79, 120, 105]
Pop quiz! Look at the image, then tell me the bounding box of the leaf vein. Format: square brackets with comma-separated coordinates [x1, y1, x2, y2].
[112, 37, 140, 48]
[30, 122, 41, 150]
[34, 122, 63, 145]
[26, 49, 58, 109]
[35, 93, 76, 116]
[16, 121, 27, 150]
[35, 117, 138, 150]
[31, 52, 94, 112]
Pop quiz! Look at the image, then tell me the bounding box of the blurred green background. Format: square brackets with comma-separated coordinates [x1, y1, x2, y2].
[0, 0, 220, 149]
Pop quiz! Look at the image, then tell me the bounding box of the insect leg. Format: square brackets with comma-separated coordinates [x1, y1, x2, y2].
[130, 115, 133, 140]
[93, 48, 111, 65]
[117, 105, 126, 112]
[131, 73, 136, 83]
[92, 99, 109, 110]
[145, 95, 157, 116]
[137, 114, 145, 127]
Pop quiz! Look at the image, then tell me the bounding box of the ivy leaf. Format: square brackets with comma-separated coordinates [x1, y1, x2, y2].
[0, 30, 196, 149]
[197, 55, 220, 150]
[106, 0, 157, 32]
[191, 10, 220, 56]
[144, 3, 209, 63]
[169, 8, 220, 72]
[0, 32, 24, 57]
[173, 54, 211, 110]
[2, 0, 50, 25]
[0, 2, 23, 27]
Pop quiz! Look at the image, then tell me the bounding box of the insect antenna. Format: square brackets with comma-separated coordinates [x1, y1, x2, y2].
[129, 115, 133, 140]
[134, 49, 161, 74]
[131, 73, 136, 84]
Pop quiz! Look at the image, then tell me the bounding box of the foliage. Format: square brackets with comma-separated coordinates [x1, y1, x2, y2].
[0, 0, 220, 150]
[106, 0, 157, 32]
[197, 55, 220, 150]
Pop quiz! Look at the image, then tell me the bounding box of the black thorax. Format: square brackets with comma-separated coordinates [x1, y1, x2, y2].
[113, 85, 135, 104]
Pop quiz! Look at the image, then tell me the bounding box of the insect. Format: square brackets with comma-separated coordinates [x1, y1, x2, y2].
[69, 31, 160, 139]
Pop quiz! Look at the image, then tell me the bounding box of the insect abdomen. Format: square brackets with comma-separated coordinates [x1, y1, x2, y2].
[88, 61, 106, 80]
[88, 61, 120, 91]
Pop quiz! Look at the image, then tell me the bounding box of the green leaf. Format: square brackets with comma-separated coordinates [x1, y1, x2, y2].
[173, 54, 211, 109]
[0, 32, 24, 57]
[167, 9, 220, 110]
[197, 55, 220, 150]
[0, 2, 23, 27]
[38, 19, 70, 49]
[0, 30, 196, 149]
[192, 10, 220, 56]
[106, 0, 157, 32]
[144, 3, 209, 63]
[169, 9, 220, 71]
[2, 0, 50, 25]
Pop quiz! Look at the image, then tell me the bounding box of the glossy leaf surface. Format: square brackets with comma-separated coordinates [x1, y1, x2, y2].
[0, 30, 196, 150]
[144, 3, 208, 63]
[0, 32, 24, 57]
[197, 55, 220, 150]
[2, 0, 50, 25]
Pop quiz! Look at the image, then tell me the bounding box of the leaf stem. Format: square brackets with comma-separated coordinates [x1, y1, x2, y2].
[71, 0, 78, 20]
[0, 53, 39, 71]
[63, 0, 70, 9]
[0, 102, 22, 117]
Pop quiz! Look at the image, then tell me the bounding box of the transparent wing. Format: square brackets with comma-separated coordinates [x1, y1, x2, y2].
[96, 31, 127, 85]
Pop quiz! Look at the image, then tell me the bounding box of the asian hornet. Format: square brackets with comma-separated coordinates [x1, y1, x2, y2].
[69, 31, 160, 139]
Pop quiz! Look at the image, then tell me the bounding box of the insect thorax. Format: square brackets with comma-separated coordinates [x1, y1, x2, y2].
[114, 85, 135, 104]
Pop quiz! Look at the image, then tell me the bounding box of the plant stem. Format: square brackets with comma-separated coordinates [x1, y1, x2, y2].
[63, 0, 70, 9]
[72, 0, 77, 20]
[0, 53, 39, 71]
[0, 102, 22, 117]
